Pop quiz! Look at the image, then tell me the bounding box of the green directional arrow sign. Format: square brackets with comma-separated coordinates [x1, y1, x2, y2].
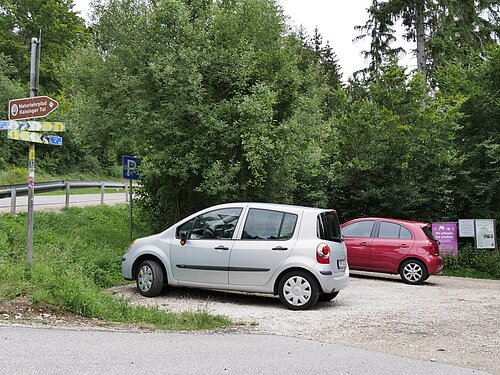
[0, 120, 66, 132]
[7, 129, 62, 146]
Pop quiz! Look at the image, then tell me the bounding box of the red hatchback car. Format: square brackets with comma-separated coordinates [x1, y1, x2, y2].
[341, 218, 443, 284]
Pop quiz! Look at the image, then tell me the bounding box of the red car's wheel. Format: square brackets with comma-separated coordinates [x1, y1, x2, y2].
[400, 259, 428, 285]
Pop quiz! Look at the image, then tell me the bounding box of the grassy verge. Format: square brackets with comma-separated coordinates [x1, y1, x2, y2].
[443, 245, 500, 280]
[0, 205, 232, 330]
[0, 166, 123, 186]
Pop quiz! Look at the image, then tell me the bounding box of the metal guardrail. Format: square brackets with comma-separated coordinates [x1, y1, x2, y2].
[0, 180, 134, 214]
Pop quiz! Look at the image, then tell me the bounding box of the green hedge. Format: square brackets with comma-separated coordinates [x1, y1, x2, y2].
[443, 245, 500, 280]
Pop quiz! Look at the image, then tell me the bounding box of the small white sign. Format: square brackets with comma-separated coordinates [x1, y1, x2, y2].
[458, 219, 475, 237]
[475, 219, 496, 249]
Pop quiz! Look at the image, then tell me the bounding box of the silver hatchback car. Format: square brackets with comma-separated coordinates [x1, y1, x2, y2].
[122, 202, 349, 310]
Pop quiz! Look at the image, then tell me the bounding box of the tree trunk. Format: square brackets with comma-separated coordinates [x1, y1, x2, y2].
[415, 0, 426, 74]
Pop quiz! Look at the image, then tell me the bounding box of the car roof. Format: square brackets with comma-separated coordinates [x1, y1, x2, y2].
[343, 217, 430, 227]
[209, 202, 336, 214]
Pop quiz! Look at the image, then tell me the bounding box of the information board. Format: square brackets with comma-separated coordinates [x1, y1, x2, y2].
[432, 222, 458, 256]
[475, 219, 496, 249]
[458, 219, 475, 237]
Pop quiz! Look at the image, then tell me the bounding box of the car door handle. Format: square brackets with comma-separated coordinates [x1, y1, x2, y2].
[400, 244, 409, 248]
[272, 246, 288, 251]
[360, 242, 369, 246]
[214, 245, 229, 251]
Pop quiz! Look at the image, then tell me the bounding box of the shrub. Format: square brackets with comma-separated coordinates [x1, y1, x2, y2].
[443, 245, 500, 279]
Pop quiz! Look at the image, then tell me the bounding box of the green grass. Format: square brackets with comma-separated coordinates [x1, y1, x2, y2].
[0, 205, 232, 330]
[0, 166, 123, 186]
[443, 245, 500, 280]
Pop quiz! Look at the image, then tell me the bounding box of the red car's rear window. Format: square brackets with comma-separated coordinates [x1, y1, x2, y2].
[422, 225, 436, 241]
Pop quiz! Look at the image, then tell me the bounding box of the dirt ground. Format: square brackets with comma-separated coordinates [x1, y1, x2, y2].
[2, 273, 499, 374]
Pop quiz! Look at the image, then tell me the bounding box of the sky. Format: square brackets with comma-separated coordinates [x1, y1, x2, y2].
[72, 0, 415, 79]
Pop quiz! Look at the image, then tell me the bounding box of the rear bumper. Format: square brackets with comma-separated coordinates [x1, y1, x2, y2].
[427, 256, 443, 275]
[317, 266, 349, 294]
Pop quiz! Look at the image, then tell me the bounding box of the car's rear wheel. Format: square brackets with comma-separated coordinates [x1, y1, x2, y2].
[136, 260, 164, 297]
[278, 271, 320, 310]
[400, 259, 427, 285]
[318, 291, 339, 302]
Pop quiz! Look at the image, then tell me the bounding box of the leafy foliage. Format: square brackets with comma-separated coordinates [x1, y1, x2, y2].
[443, 245, 500, 279]
[428, 0, 500, 73]
[0, 0, 88, 93]
[0, 0, 93, 175]
[0, 0, 497, 241]
[356, 0, 500, 76]
[63, 0, 341, 229]
[437, 45, 500, 222]
[327, 64, 462, 222]
[0, 56, 25, 169]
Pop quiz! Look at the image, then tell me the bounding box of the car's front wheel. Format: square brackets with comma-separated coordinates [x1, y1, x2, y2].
[399, 259, 427, 285]
[318, 291, 339, 302]
[136, 260, 164, 297]
[278, 271, 320, 310]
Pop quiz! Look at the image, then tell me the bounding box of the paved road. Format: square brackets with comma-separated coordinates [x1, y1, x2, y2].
[0, 326, 490, 375]
[0, 193, 127, 213]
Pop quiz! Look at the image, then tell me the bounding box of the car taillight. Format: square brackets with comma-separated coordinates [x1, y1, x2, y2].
[316, 243, 331, 264]
[423, 242, 440, 256]
[432, 241, 440, 256]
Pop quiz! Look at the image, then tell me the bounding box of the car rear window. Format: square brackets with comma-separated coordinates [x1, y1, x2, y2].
[378, 221, 401, 238]
[317, 211, 342, 243]
[242, 208, 298, 240]
[422, 225, 436, 241]
[400, 226, 412, 239]
[378, 222, 413, 239]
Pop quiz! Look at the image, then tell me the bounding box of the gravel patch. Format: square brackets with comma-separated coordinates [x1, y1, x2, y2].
[111, 273, 500, 374]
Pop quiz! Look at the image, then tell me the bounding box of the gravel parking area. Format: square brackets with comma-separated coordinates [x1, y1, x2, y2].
[112, 273, 500, 374]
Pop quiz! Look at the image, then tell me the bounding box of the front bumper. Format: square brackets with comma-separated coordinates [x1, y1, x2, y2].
[121, 253, 133, 280]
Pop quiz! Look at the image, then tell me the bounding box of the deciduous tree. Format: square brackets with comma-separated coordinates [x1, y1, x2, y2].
[0, 0, 88, 93]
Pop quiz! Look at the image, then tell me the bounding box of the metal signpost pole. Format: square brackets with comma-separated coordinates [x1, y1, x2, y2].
[122, 156, 140, 244]
[27, 37, 39, 268]
[2, 36, 63, 268]
[129, 179, 133, 243]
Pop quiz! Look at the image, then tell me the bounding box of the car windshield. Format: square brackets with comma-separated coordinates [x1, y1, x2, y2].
[317, 211, 342, 242]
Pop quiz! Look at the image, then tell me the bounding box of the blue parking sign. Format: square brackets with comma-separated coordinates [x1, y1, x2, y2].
[122, 156, 141, 180]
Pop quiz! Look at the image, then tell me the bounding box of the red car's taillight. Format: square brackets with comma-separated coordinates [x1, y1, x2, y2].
[432, 241, 440, 256]
[423, 241, 440, 256]
[421, 225, 440, 255]
[316, 243, 331, 264]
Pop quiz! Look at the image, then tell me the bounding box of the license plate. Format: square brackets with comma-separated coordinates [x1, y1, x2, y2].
[337, 259, 346, 269]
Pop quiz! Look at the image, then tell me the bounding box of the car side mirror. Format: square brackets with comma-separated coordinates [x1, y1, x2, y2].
[180, 231, 188, 246]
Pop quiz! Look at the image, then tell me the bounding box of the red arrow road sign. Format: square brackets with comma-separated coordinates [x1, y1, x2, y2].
[8, 96, 59, 120]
